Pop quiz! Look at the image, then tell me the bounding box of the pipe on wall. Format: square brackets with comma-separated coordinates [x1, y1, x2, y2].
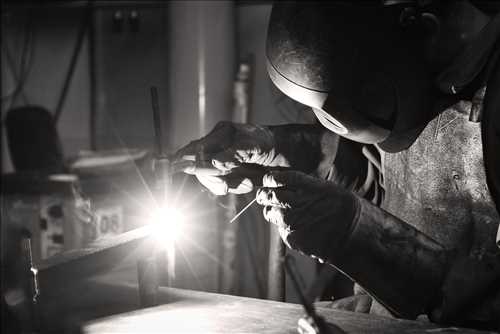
[167, 0, 236, 150]
[167, 0, 236, 293]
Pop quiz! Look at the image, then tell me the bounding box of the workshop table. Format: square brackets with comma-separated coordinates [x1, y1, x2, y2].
[26, 226, 496, 334]
[76, 280, 494, 334]
[30, 228, 496, 334]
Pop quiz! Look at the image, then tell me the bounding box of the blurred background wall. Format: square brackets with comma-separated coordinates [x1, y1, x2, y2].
[2, 6, 91, 172]
[1, 0, 319, 304]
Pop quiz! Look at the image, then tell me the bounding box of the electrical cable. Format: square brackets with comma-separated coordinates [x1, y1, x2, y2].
[1, 14, 34, 107]
[1, 45, 23, 101]
[54, 1, 91, 123]
[14, 19, 34, 107]
[11, 17, 34, 108]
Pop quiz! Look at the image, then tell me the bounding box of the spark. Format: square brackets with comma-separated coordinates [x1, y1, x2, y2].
[92, 120, 239, 289]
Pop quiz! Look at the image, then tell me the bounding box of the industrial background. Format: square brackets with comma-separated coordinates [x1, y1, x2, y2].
[4, 1, 498, 333]
[1, 0, 319, 313]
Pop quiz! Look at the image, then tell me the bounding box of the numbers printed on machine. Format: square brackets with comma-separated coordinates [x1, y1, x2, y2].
[95, 206, 123, 238]
[40, 196, 65, 259]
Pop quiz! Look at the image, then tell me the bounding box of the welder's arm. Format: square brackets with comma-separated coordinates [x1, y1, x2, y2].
[172, 121, 341, 195]
[256, 170, 451, 320]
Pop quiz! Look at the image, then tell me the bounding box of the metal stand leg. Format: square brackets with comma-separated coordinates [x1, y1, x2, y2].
[137, 257, 159, 308]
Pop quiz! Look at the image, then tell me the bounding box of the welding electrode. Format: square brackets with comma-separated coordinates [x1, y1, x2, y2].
[229, 197, 257, 224]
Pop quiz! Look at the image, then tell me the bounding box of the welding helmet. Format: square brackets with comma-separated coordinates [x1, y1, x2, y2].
[266, 1, 439, 152]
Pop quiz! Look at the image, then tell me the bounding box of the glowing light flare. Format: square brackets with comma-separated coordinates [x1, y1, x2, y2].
[147, 206, 186, 248]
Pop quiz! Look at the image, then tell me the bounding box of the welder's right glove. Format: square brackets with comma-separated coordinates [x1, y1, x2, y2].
[172, 121, 340, 195]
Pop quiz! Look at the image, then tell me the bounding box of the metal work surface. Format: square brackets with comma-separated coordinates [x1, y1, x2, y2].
[83, 284, 493, 334]
[36, 226, 155, 294]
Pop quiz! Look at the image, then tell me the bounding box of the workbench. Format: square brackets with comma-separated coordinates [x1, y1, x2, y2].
[37, 272, 493, 334]
[4, 218, 490, 334]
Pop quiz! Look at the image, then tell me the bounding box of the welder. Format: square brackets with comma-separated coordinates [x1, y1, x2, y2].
[173, 1, 500, 329]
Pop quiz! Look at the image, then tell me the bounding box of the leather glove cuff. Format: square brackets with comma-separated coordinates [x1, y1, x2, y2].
[286, 188, 449, 319]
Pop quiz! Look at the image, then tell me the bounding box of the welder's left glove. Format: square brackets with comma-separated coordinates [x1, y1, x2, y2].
[255, 170, 356, 254]
[171, 122, 341, 196]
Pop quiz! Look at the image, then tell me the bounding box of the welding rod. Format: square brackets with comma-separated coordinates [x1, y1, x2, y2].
[229, 197, 257, 224]
[225, 164, 285, 224]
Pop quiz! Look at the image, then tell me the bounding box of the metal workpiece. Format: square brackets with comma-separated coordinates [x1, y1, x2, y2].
[35, 227, 156, 299]
[26, 227, 164, 331]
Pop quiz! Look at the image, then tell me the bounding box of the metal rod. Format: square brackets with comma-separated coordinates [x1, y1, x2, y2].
[151, 86, 164, 157]
[284, 256, 316, 317]
[229, 197, 257, 224]
[268, 229, 285, 301]
[137, 258, 159, 307]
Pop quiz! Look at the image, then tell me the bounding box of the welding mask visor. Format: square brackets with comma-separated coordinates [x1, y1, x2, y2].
[266, 1, 438, 152]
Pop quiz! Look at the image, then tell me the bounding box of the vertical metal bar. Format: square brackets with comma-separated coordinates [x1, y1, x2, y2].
[150, 86, 164, 157]
[20, 233, 39, 332]
[150, 87, 173, 286]
[197, 3, 206, 137]
[268, 228, 285, 301]
[89, 3, 97, 150]
[137, 258, 159, 308]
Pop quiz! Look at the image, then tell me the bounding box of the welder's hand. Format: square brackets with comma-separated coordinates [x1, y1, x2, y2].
[172, 121, 338, 195]
[256, 170, 355, 253]
[172, 122, 283, 195]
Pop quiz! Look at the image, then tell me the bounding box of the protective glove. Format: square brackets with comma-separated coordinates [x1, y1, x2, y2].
[255, 170, 356, 253]
[172, 121, 339, 195]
